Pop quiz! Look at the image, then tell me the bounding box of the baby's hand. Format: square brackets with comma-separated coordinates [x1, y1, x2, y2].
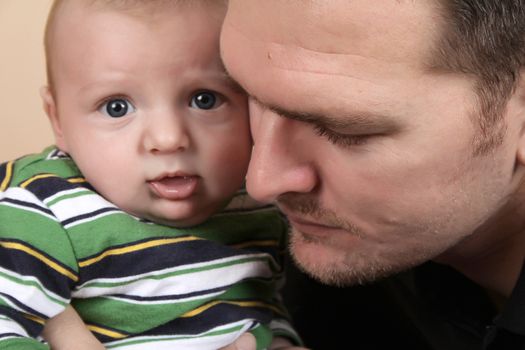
[219, 333, 256, 350]
[218, 334, 310, 350]
[42, 305, 105, 350]
[269, 336, 310, 350]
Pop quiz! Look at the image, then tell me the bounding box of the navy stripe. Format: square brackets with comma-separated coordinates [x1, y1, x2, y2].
[0, 333, 24, 339]
[142, 301, 274, 336]
[0, 162, 12, 191]
[0, 241, 77, 295]
[0, 198, 53, 217]
[112, 284, 232, 302]
[78, 238, 263, 283]
[23, 175, 92, 202]
[86, 299, 275, 343]
[0, 306, 44, 338]
[0, 293, 49, 321]
[62, 207, 121, 226]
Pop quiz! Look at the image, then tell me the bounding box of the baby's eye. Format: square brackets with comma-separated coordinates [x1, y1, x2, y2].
[99, 98, 136, 118]
[189, 91, 222, 110]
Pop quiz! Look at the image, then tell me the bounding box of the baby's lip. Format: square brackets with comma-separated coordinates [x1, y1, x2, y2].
[149, 171, 195, 181]
[148, 173, 200, 200]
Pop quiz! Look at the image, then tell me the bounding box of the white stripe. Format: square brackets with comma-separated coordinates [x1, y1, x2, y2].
[0, 268, 67, 317]
[77, 253, 273, 288]
[0, 188, 56, 221]
[0, 316, 30, 337]
[73, 255, 273, 299]
[47, 192, 118, 223]
[269, 318, 300, 340]
[105, 320, 253, 349]
[63, 210, 120, 229]
[44, 187, 90, 205]
[106, 290, 224, 305]
[45, 148, 68, 160]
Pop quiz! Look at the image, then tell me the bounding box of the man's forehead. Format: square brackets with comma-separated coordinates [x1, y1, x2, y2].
[224, 0, 442, 64]
[221, 0, 448, 129]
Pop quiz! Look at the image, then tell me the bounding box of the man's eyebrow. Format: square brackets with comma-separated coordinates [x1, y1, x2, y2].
[251, 96, 400, 132]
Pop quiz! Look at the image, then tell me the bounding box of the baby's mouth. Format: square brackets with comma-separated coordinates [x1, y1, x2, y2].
[148, 175, 199, 200]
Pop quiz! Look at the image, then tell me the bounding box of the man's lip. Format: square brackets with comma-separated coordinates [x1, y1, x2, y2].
[280, 209, 341, 230]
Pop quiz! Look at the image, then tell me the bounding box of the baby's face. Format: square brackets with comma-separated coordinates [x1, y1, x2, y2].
[47, 2, 250, 227]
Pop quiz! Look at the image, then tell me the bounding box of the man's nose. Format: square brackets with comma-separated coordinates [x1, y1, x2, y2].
[246, 110, 318, 203]
[142, 108, 190, 154]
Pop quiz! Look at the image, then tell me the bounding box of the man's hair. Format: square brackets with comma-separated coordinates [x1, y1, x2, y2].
[431, 0, 525, 155]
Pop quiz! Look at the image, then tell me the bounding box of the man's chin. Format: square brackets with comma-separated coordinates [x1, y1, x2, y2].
[289, 229, 397, 287]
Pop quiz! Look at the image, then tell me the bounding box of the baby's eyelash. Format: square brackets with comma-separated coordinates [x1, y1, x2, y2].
[96, 94, 131, 109]
[313, 125, 368, 147]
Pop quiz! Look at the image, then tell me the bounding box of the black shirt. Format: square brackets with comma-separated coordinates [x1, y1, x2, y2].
[283, 258, 525, 349]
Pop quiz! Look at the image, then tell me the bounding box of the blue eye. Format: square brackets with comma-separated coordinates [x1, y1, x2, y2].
[99, 98, 136, 118]
[190, 91, 221, 110]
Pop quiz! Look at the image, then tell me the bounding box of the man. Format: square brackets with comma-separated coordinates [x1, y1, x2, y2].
[219, 0, 525, 349]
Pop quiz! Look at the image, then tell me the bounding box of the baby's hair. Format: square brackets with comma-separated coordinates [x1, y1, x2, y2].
[43, 0, 226, 93]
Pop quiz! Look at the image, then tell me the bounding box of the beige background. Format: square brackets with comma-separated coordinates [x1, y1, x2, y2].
[0, 0, 54, 162]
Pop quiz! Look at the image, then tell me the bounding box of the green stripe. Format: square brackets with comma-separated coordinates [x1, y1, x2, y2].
[2, 338, 50, 350]
[0, 206, 79, 272]
[73, 280, 283, 334]
[105, 323, 248, 349]
[46, 189, 93, 206]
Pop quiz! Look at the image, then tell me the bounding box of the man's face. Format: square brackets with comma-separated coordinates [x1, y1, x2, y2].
[221, 0, 524, 285]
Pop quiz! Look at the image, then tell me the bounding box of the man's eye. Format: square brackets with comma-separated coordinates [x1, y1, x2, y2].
[189, 91, 222, 110]
[314, 125, 369, 148]
[99, 98, 136, 118]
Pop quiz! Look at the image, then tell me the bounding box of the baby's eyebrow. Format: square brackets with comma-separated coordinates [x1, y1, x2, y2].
[250, 96, 401, 134]
[218, 61, 245, 94]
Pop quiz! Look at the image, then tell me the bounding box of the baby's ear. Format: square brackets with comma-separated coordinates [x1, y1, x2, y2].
[40, 86, 67, 152]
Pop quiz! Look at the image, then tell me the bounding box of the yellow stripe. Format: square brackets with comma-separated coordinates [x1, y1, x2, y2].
[0, 241, 78, 282]
[19, 174, 85, 188]
[0, 160, 14, 191]
[231, 239, 279, 250]
[67, 177, 86, 184]
[87, 324, 127, 339]
[20, 174, 56, 188]
[182, 300, 284, 318]
[24, 313, 45, 325]
[79, 236, 201, 268]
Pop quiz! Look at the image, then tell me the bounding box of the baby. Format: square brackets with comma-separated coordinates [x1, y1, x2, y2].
[0, 0, 300, 349]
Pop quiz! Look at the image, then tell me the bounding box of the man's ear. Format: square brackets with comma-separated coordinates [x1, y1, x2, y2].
[40, 86, 68, 152]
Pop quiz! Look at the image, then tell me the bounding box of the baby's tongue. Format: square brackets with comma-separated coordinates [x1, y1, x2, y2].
[149, 176, 198, 200]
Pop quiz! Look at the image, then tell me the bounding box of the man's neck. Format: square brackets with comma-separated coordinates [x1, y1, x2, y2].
[435, 192, 525, 302]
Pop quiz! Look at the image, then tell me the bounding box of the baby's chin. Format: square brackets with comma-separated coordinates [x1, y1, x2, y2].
[119, 197, 228, 228]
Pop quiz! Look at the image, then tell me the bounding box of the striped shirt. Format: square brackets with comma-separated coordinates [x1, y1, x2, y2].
[0, 147, 299, 349]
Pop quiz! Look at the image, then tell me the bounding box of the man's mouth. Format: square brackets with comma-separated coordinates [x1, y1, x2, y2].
[148, 173, 199, 200]
[279, 206, 359, 241]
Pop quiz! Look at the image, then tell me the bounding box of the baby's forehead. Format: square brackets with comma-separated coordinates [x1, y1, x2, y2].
[44, 0, 226, 89]
[50, 0, 224, 27]
[46, 0, 222, 56]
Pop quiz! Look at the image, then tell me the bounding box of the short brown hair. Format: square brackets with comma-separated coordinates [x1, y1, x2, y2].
[431, 0, 525, 155]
